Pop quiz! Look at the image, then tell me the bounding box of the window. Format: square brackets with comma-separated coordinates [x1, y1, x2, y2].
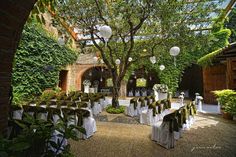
[136, 78, 147, 87]
[106, 78, 113, 87]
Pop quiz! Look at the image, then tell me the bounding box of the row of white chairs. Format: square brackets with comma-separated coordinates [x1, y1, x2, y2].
[151, 103, 197, 149]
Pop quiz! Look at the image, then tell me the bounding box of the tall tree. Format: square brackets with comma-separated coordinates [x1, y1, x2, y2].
[54, 0, 226, 107]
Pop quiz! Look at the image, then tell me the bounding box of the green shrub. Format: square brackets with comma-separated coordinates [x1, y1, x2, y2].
[212, 89, 236, 116]
[106, 106, 125, 114]
[1, 113, 85, 157]
[40, 89, 56, 101]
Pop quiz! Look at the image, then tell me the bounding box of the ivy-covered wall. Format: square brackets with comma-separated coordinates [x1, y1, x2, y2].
[13, 23, 77, 102]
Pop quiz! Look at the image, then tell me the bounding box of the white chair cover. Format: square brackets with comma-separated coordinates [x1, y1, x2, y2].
[92, 102, 102, 116]
[125, 103, 137, 117]
[128, 90, 133, 97]
[37, 113, 48, 121]
[99, 98, 107, 109]
[174, 128, 183, 140]
[12, 110, 23, 120]
[75, 108, 96, 139]
[49, 130, 68, 154]
[137, 102, 145, 115]
[82, 117, 97, 139]
[135, 90, 140, 96]
[151, 121, 175, 149]
[142, 90, 147, 96]
[140, 109, 158, 125]
[53, 114, 61, 124]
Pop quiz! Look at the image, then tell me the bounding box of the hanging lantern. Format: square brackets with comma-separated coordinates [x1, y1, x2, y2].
[99, 25, 112, 39]
[149, 56, 156, 64]
[159, 65, 165, 71]
[58, 37, 65, 46]
[100, 77, 103, 82]
[93, 56, 98, 62]
[115, 59, 121, 65]
[149, 76, 152, 80]
[169, 46, 180, 56]
[169, 46, 180, 66]
[128, 57, 133, 62]
[73, 27, 79, 34]
[100, 59, 104, 64]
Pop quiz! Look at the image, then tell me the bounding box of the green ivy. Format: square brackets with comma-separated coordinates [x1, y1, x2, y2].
[197, 29, 231, 66]
[13, 23, 77, 101]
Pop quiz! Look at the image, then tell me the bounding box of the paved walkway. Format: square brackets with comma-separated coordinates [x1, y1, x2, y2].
[70, 112, 236, 157]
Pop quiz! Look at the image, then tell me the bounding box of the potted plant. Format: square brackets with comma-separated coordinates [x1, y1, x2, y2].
[212, 89, 236, 120]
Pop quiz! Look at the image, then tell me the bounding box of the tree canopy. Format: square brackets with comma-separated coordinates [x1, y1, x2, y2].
[34, 0, 229, 106]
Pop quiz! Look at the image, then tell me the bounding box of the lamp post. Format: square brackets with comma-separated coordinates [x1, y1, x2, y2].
[169, 46, 180, 66]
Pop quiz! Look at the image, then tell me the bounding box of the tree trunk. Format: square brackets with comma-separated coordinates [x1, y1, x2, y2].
[112, 79, 121, 108]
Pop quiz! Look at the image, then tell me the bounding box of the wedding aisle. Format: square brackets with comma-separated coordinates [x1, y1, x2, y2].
[70, 112, 236, 157]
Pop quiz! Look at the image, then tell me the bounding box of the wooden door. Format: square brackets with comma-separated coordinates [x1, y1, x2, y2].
[227, 58, 236, 90]
[59, 70, 68, 91]
[203, 64, 227, 104]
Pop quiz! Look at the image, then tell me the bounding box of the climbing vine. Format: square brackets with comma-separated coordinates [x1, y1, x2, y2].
[13, 23, 77, 102]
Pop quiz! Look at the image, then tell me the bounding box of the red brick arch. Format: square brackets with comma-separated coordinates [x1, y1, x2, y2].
[76, 64, 106, 90]
[0, 0, 37, 134]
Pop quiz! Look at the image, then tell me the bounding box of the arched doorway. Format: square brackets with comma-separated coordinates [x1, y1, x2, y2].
[81, 66, 111, 93]
[0, 0, 37, 134]
[127, 68, 160, 97]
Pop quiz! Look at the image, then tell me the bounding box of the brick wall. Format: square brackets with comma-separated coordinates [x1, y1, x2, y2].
[0, 0, 36, 135]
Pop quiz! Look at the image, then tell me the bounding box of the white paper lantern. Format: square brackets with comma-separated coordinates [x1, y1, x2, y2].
[99, 25, 112, 39]
[115, 59, 121, 65]
[128, 57, 132, 62]
[93, 56, 98, 62]
[73, 27, 79, 33]
[100, 59, 104, 64]
[169, 46, 180, 57]
[159, 65, 165, 71]
[149, 56, 156, 64]
[58, 37, 65, 46]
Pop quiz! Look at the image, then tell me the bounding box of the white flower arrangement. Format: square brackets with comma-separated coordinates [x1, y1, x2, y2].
[153, 84, 168, 93]
[83, 80, 91, 86]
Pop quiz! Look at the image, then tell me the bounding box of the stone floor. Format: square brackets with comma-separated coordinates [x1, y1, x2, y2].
[70, 112, 236, 157]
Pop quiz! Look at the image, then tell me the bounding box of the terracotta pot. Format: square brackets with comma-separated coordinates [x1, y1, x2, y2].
[222, 110, 233, 120]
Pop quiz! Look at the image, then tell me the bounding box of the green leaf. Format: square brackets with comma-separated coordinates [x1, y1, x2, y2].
[8, 142, 30, 151]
